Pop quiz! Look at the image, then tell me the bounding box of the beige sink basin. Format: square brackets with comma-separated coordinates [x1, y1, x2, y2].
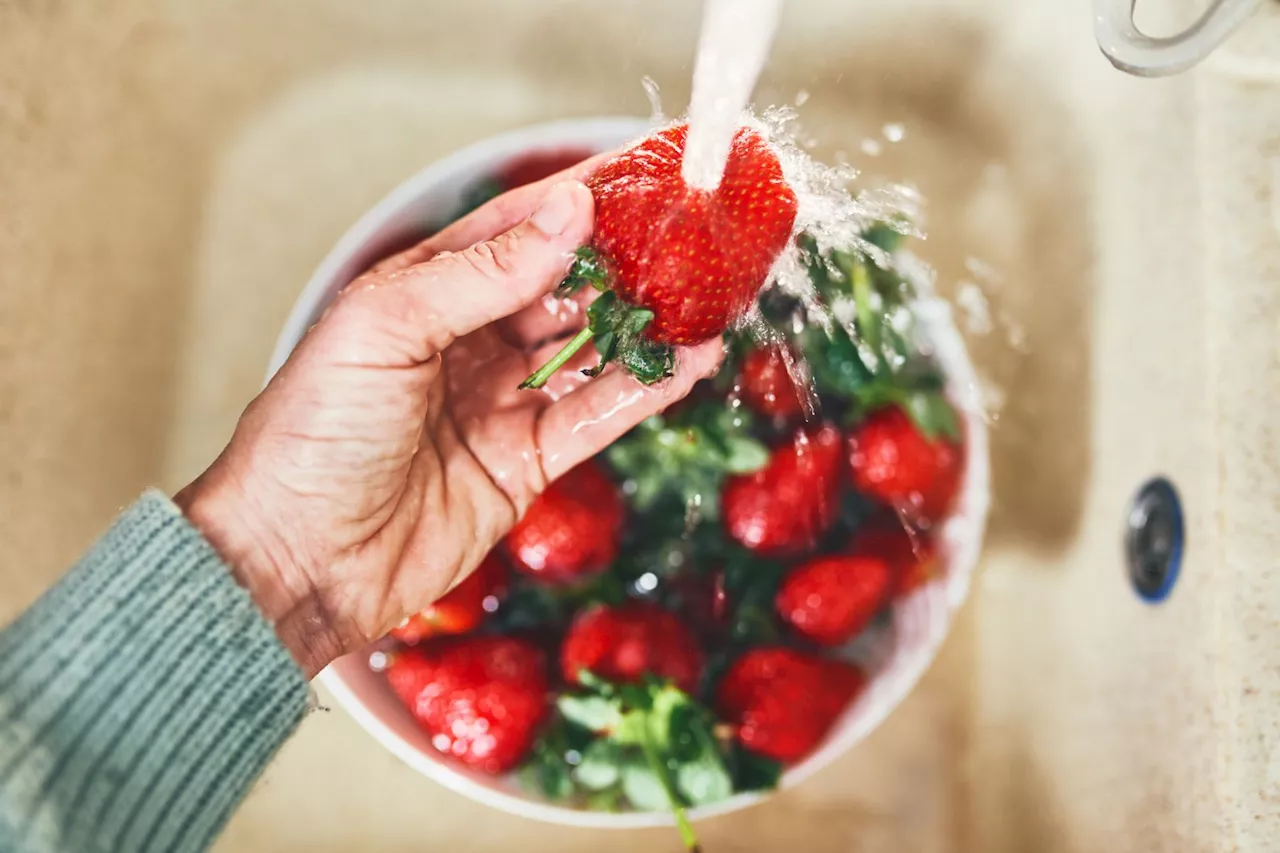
[2, 0, 1277, 850]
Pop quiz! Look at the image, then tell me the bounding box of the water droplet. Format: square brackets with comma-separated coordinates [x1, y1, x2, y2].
[641, 76, 664, 121]
[882, 123, 906, 143]
[794, 88, 810, 106]
[955, 282, 992, 335]
[636, 572, 660, 593]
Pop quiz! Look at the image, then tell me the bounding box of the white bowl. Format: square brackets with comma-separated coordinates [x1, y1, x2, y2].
[267, 116, 990, 828]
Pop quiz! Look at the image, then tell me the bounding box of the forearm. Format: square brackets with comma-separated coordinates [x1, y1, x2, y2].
[0, 491, 309, 853]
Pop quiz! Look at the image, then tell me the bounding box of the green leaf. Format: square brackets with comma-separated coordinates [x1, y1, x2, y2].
[620, 307, 656, 338]
[581, 291, 674, 385]
[617, 681, 655, 711]
[621, 757, 672, 811]
[800, 323, 877, 403]
[862, 221, 906, 254]
[645, 685, 688, 752]
[586, 787, 623, 812]
[613, 709, 649, 746]
[729, 746, 783, 792]
[576, 669, 616, 696]
[557, 246, 611, 294]
[851, 377, 901, 414]
[591, 329, 619, 369]
[517, 716, 599, 802]
[518, 758, 575, 800]
[605, 401, 766, 520]
[666, 703, 706, 763]
[557, 694, 622, 732]
[617, 338, 675, 385]
[721, 435, 771, 474]
[676, 750, 734, 806]
[519, 728, 580, 801]
[574, 739, 623, 791]
[717, 549, 788, 650]
[900, 390, 962, 443]
[666, 702, 734, 806]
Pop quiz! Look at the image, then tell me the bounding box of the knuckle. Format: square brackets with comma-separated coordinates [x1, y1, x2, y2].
[456, 231, 524, 281]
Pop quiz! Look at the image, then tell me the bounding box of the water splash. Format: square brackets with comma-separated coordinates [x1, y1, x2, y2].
[682, 0, 783, 190]
[955, 281, 993, 335]
[737, 107, 924, 327]
[641, 75, 665, 122]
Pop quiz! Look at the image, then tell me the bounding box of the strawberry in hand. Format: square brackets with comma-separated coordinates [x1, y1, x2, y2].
[386, 636, 549, 774]
[520, 123, 798, 389]
[390, 552, 507, 644]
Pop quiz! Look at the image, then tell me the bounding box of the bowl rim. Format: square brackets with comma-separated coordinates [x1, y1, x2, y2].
[270, 115, 990, 829]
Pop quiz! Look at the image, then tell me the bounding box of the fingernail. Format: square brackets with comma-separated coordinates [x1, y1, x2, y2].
[530, 181, 579, 236]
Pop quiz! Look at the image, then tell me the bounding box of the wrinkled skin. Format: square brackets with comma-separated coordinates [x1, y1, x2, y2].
[178, 162, 722, 678]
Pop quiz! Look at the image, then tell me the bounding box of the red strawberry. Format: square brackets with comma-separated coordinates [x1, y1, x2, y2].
[737, 344, 806, 419]
[561, 602, 704, 693]
[776, 553, 892, 647]
[521, 122, 798, 388]
[504, 461, 624, 582]
[391, 552, 507, 644]
[385, 636, 548, 774]
[590, 123, 797, 345]
[722, 425, 844, 556]
[848, 406, 964, 526]
[715, 647, 863, 763]
[496, 147, 595, 190]
[854, 524, 941, 597]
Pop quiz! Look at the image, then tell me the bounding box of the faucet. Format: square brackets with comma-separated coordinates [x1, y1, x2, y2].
[1094, 0, 1264, 76]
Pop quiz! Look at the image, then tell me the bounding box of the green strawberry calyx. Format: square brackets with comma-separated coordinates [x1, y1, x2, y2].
[518, 247, 675, 390]
[791, 231, 962, 443]
[607, 401, 768, 520]
[519, 671, 782, 851]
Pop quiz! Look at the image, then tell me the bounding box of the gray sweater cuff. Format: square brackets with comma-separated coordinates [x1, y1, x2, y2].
[0, 490, 310, 853]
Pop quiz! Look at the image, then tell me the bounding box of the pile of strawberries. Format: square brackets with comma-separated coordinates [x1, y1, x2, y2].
[378, 125, 967, 839]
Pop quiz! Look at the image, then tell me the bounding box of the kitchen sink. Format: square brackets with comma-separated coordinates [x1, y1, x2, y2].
[0, 0, 1276, 850]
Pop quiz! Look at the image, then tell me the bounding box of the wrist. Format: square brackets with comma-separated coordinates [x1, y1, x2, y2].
[175, 464, 343, 679]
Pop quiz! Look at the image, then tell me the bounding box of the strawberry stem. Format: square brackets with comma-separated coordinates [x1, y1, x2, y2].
[640, 729, 700, 852]
[519, 327, 595, 390]
[851, 261, 879, 357]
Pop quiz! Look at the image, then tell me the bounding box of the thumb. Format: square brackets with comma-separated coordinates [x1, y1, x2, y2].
[370, 180, 594, 357]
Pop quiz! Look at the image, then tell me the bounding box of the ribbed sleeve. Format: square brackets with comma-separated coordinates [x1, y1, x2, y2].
[0, 490, 310, 853]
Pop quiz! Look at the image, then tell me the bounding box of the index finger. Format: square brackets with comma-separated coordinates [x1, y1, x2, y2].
[368, 150, 615, 275]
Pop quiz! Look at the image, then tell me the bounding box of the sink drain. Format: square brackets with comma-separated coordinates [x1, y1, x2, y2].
[1125, 477, 1184, 603]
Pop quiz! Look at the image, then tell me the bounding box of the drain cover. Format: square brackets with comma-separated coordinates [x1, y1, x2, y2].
[1125, 477, 1184, 603]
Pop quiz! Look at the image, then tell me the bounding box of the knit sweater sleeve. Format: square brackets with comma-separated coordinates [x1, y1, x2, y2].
[0, 490, 310, 853]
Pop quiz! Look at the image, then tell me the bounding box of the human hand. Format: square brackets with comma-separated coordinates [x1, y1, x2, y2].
[176, 167, 723, 678]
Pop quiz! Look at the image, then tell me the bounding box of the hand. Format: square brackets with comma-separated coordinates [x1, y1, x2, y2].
[176, 168, 722, 678]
